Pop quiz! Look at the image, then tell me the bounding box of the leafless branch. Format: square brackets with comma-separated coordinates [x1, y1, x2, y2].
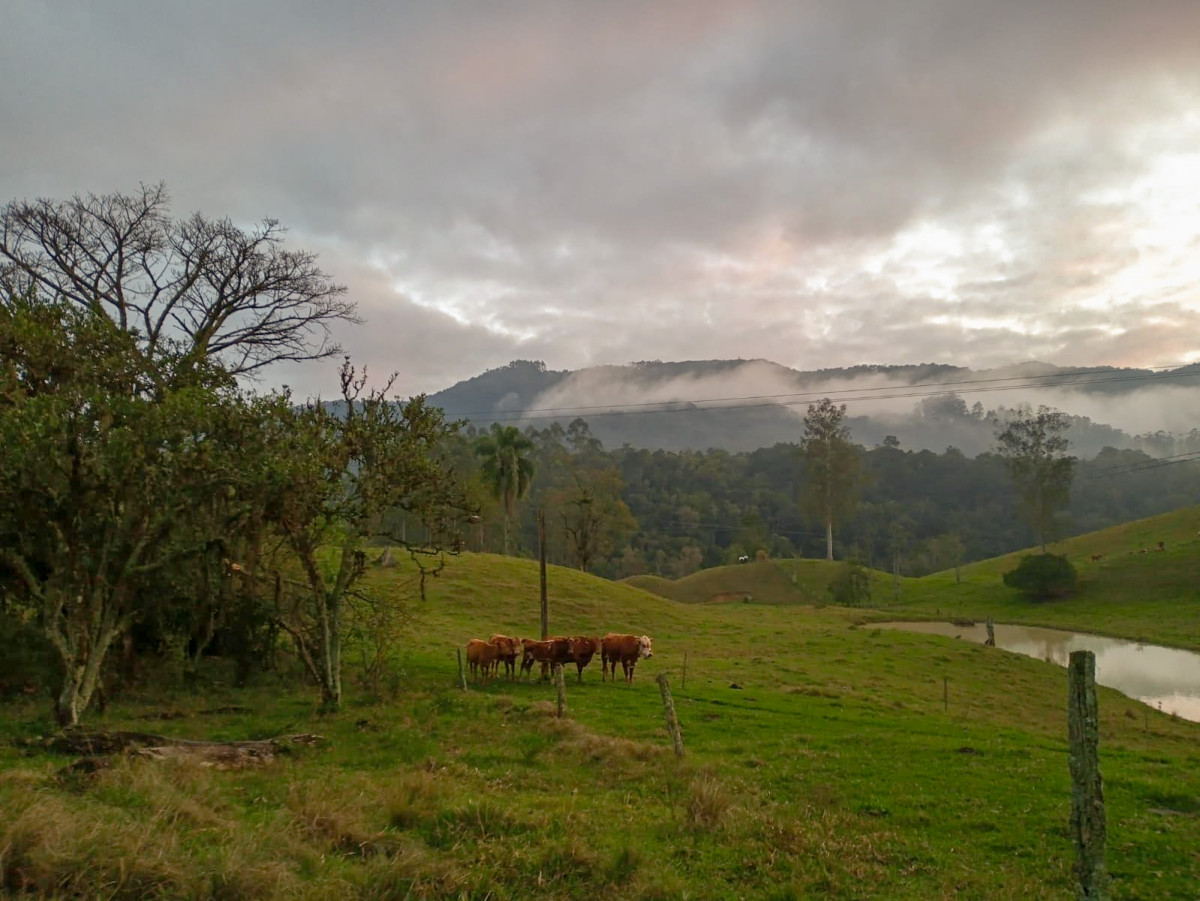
[1, 183, 359, 377]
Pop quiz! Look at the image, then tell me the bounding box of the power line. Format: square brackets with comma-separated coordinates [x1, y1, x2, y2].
[1078, 450, 1200, 479]
[455, 364, 1200, 424]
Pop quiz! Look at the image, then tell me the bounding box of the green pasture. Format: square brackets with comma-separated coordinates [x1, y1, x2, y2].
[4, 508, 1200, 898]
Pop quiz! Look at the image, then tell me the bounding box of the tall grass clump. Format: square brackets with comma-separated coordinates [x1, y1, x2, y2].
[686, 771, 735, 830]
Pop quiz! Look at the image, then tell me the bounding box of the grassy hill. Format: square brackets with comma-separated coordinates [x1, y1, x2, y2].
[887, 504, 1200, 650]
[629, 505, 1200, 650]
[3, 513, 1200, 898]
[624, 557, 911, 607]
[624, 558, 839, 605]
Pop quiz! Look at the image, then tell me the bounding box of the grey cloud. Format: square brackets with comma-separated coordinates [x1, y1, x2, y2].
[4, 2, 1200, 404]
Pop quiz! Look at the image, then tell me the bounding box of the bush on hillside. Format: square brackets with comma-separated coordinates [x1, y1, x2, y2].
[1002, 553, 1077, 599]
[828, 560, 872, 607]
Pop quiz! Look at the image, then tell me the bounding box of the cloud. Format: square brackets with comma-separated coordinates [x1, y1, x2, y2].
[4, 1, 1200, 409]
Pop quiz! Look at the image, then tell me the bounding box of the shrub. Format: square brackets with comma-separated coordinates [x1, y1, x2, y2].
[828, 561, 871, 607]
[1002, 553, 1077, 599]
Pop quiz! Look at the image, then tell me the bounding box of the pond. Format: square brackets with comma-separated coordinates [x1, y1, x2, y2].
[875, 621, 1200, 723]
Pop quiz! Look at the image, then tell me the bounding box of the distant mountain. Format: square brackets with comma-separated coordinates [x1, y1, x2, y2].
[426, 358, 1200, 457]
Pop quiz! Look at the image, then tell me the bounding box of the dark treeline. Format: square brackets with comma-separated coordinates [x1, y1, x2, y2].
[1, 186, 470, 725]
[445, 418, 1200, 580]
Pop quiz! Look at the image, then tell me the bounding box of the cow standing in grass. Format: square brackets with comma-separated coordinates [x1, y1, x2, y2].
[565, 636, 598, 682]
[521, 637, 571, 681]
[601, 633, 654, 683]
[488, 634, 523, 680]
[466, 638, 501, 682]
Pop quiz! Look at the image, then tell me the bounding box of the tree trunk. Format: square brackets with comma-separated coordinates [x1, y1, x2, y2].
[318, 564, 347, 712]
[320, 602, 342, 712]
[47, 587, 128, 728]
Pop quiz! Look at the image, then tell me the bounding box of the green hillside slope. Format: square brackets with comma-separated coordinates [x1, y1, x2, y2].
[4, 522, 1200, 899]
[891, 504, 1200, 649]
[625, 505, 1200, 650]
[625, 558, 881, 605]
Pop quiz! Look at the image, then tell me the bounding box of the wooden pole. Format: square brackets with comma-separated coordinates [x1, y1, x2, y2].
[456, 649, 467, 690]
[553, 663, 567, 719]
[985, 618, 996, 647]
[656, 673, 685, 758]
[538, 507, 548, 640]
[1068, 650, 1108, 900]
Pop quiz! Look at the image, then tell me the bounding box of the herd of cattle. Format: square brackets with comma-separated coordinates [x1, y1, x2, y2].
[465, 633, 654, 684]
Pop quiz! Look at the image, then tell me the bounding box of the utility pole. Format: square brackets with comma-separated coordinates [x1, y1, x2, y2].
[538, 507, 548, 639]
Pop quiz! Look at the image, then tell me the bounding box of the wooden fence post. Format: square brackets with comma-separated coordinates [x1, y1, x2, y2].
[656, 673, 685, 758]
[1068, 650, 1108, 900]
[456, 649, 467, 690]
[553, 663, 567, 719]
[538, 508, 548, 640]
[985, 617, 995, 647]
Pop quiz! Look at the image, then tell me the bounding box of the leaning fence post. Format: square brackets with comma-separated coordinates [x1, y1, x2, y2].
[1068, 650, 1108, 900]
[656, 673, 685, 758]
[456, 649, 467, 690]
[553, 663, 567, 719]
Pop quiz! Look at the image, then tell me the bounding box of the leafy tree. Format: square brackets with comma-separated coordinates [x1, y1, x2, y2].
[1, 183, 356, 378]
[800, 398, 862, 560]
[555, 467, 637, 573]
[1003, 553, 1077, 599]
[475, 423, 536, 555]
[262, 361, 466, 712]
[0, 290, 259, 725]
[995, 406, 1076, 552]
[828, 560, 871, 606]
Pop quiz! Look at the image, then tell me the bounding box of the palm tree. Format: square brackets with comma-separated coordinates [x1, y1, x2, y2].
[474, 424, 535, 554]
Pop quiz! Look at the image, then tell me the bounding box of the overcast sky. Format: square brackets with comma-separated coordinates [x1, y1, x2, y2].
[5, 2, 1200, 401]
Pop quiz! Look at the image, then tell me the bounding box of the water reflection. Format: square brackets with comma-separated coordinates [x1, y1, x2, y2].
[876, 621, 1200, 723]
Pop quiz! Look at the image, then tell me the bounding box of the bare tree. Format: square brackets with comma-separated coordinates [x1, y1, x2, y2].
[1, 183, 357, 377]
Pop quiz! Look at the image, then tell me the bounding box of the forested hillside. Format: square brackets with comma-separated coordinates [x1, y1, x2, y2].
[439, 417, 1200, 581]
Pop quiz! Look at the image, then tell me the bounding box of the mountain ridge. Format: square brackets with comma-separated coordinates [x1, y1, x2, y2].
[426, 358, 1200, 456]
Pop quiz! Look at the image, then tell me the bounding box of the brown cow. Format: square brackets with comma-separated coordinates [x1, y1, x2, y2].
[488, 634, 523, 680]
[466, 638, 500, 682]
[601, 633, 653, 683]
[520, 637, 572, 680]
[565, 636, 598, 682]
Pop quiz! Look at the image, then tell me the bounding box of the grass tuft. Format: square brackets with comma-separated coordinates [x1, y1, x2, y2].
[686, 771, 735, 830]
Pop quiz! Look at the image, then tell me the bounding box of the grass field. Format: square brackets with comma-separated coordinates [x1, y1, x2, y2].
[3, 509, 1200, 898]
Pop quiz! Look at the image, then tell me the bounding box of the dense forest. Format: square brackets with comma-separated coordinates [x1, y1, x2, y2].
[441, 415, 1200, 580]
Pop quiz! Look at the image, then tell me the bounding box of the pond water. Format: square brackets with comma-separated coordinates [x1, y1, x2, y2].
[876, 621, 1200, 723]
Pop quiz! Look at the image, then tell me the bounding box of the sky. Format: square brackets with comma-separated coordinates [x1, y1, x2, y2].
[5, 1, 1200, 402]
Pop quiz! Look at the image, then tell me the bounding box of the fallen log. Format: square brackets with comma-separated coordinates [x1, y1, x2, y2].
[42, 731, 324, 770]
